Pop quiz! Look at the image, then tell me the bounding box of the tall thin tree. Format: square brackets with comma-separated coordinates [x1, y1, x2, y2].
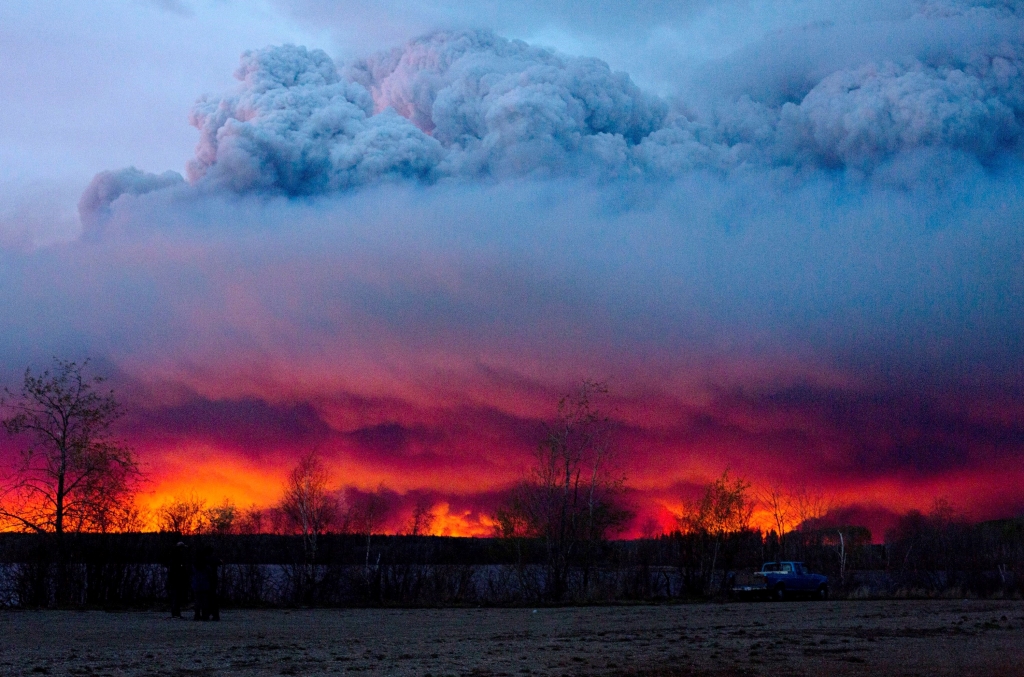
[495, 380, 630, 600]
[278, 452, 339, 601]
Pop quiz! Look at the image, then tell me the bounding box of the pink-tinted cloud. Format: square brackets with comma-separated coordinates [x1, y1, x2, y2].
[4, 2, 1024, 536]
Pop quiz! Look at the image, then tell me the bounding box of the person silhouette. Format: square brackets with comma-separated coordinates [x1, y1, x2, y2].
[192, 544, 211, 621]
[166, 541, 189, 618]
[207, 549, 222, 621]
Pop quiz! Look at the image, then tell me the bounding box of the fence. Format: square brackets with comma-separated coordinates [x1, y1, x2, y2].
[0, 522, 1020, 608]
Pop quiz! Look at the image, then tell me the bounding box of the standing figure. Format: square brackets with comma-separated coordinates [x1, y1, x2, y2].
[207, 550, 222, 621]
[166, 541, 189, 618]
[192, 545, 211, 620]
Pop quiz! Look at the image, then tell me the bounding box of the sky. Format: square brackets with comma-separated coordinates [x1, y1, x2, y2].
[2, 0, 1024, 538]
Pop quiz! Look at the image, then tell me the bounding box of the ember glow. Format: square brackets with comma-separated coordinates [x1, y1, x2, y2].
[2, 0, 1024, 539]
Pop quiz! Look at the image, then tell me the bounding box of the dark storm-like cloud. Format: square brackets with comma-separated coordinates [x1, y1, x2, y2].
[336, 402, 550, 475]
[2, 0, 1023, 522]
[127, 397, 334, 455]
[704, 383, 1024, 479]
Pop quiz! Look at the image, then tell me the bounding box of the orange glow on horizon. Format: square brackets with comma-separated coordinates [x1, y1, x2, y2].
[422, 502, 496, 538]
[140, 446, 290, 517]
[125, 446, 1024, 537]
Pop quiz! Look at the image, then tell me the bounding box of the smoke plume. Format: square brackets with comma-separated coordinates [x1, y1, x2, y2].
[14, 0, 1024, 524]
[82, 1, 1024, 225]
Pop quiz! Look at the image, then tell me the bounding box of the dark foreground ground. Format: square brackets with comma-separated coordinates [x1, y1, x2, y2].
[1, 600, 1022, 677]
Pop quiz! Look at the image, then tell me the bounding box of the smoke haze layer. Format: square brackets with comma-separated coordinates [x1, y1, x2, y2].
[4, 0, 1024, 533]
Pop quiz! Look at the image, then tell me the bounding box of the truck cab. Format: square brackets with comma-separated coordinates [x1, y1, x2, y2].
[732, 561, 829, 600]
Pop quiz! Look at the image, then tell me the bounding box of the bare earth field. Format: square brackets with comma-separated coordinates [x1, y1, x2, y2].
[1, 601, 1022, 677]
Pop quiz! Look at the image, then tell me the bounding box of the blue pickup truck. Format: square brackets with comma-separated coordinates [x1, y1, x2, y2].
[731, 561, 829, 600]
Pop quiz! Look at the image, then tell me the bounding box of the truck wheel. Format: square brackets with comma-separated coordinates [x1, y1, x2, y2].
[817, 585, 829, 601]
[772, 586, 785, 602]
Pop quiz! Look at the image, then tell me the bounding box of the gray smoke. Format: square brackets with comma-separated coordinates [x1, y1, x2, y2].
[344, 30, 667, 177]
[187, 44, 443, 194]
[79, 1, 1024, 216]
[78, 167, 185, 236]
[7, 0, 1020, 515]
[774, 48, 1024, 170]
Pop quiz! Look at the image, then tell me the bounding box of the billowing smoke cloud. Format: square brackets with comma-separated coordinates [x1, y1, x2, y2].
[81, 0, 1024, 224]
[13, 0, 1024, 527]
[187, 44, 443, 194]
[344, 31, 666, 172]
[179, 32, 666, 197]
[775, 50, 1024, 170]
[78, 167, 185, 236]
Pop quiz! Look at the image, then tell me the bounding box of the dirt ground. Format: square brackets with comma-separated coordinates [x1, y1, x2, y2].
[1, 600, 1022, 677]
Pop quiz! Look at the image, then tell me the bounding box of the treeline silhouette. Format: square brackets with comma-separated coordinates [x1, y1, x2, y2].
[1, 513, 1021, 608]
[2, 361, 1022, 608]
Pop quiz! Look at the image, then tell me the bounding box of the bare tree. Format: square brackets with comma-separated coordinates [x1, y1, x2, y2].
[680, 471, 754, 539]
[156, 493, 238, 535]
[407, 496, 435, 536]
[493, 485, 536, 539]
[93, 495, 148, 534]
[236, 504, 266, 535]
[206, 498, 237, 535]
[678, 470, 754, 594]
[346, 484, 393, 571]
[1, 359, 139, 536]
[758, 483, 797, 557]
[279, 452, 339, 598]
[495, 380, 630, 600]
[156, 493, 210, 535]
[793, 489, 832, 531]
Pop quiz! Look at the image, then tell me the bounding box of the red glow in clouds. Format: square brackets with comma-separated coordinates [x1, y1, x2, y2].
[113, 370, 1024, 541]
